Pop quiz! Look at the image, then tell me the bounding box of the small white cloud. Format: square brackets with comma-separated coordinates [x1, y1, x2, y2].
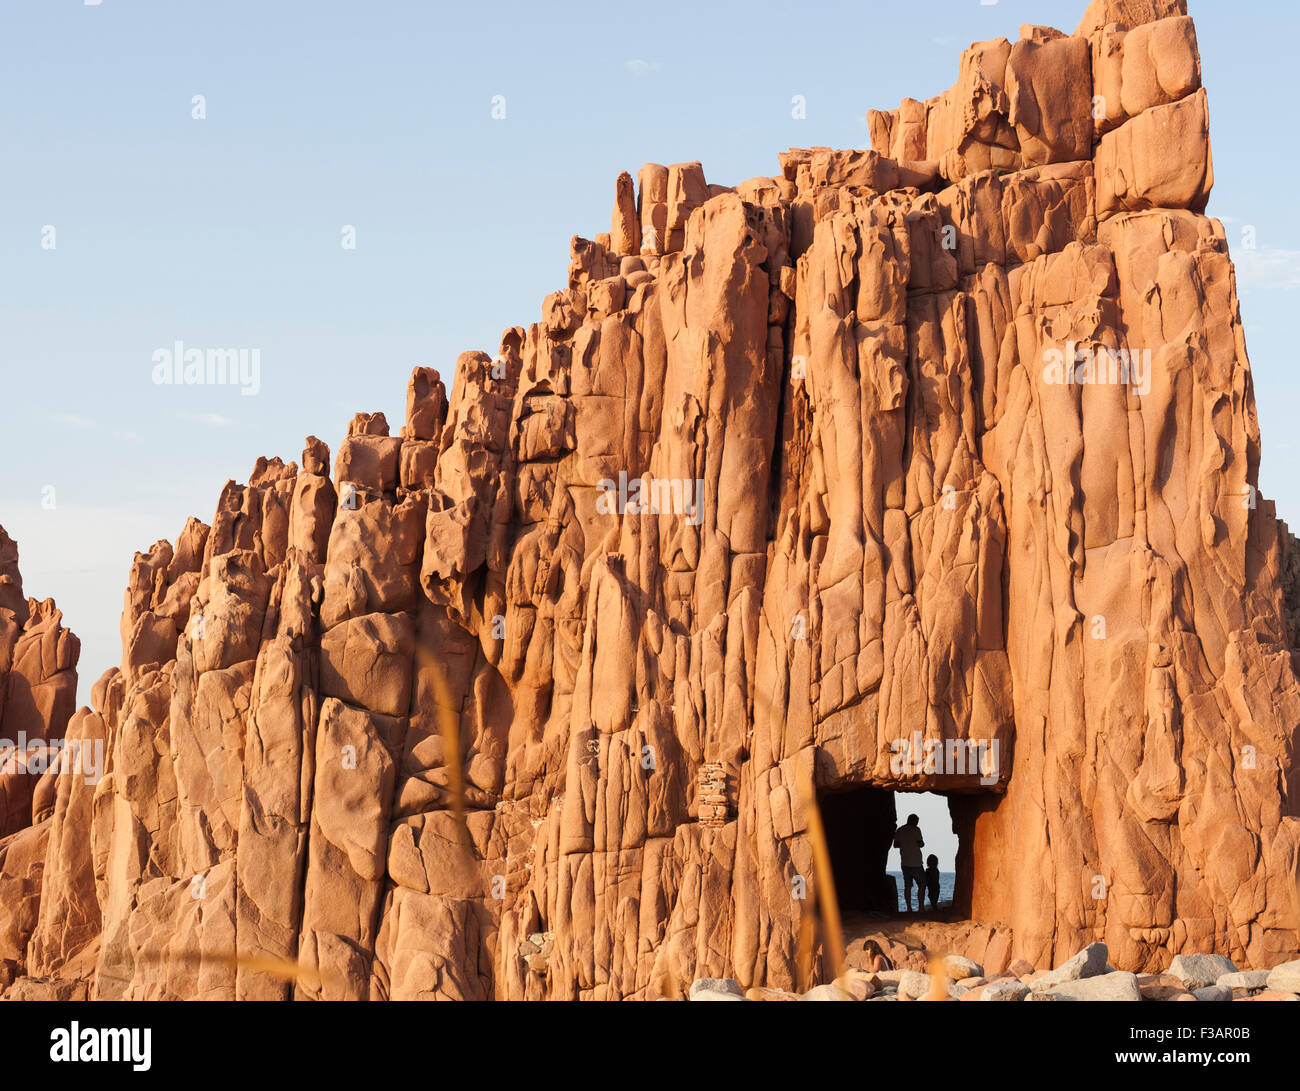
[932, 36, 955, 46]
[624, 59, 662, 77]
[1234, 247, 1300, 294]
[112, 429, 142, 443]
[177, 411, 232, 427]
[51, 413, 95, 429]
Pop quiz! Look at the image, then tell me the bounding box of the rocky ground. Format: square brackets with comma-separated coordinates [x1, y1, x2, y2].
[687, 944, 1300, 1001]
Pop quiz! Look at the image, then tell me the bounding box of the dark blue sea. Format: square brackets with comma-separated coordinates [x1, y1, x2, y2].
[886, 870, 956, 911]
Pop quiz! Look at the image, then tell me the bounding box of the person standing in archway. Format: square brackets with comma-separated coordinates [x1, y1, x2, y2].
[893, 813, 926, 912]
[925, 854, 942, 911]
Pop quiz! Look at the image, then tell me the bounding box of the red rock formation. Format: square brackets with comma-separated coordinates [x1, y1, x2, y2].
[0, 528, 82, 992]
[2, 0, 1298, 1000]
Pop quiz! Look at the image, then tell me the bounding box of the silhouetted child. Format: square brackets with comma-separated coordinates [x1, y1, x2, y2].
[924, 854, 941, 911]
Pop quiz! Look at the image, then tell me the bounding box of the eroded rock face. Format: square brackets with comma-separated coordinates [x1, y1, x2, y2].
[0, 529, 82, 991]
[2, 0, 1298, 1000]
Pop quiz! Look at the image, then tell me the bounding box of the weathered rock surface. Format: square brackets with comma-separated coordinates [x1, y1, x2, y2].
[1168, 952, 1236, 990]
[1192, 984, 1232, 1002]
[1046, 970, 1142, 1001]
[1030, 941, 1111, 990]
[799, 982, 853, 1001]
[2, 0, 1299, 1001]
[689, 977, 746, 1001]
[0, 529, 82, 991]
[1137, 971, 1193, 1001]
[1265, 959, 1300, 994]
[981, 979, 1031, 1001]
[1217, 969, 1268, 991]
[896, 970, 934, 1001]
[944, 954, 983, 980]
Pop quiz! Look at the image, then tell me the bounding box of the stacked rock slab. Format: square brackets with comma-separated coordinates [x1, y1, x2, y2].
[3, 0, 1299, 1000]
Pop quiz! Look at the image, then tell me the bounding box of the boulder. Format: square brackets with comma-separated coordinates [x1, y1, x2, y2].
[944, 954, 983, 980]
[897, 970, 933, 1001]
[1030, 942, 1110, 991]
[1192, 985, 1233, 1002]
[801, 983, 854, 1001]
[1217, 970, 1269, 990]
[981, 980, 1031, 1001]
[1045, 971, 1142, 1002]
[1138, 973, 1194, 1001]
[689, 977, 746, 1001]
[1168, 953, 1237, 990]
[1265, 960, 1300, 995]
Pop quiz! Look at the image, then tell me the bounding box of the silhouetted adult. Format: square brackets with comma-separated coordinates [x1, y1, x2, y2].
[893, 813, 925, 912]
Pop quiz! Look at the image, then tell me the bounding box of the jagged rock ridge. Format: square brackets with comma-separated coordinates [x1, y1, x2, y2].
[0, 528, 82, 992]
[1, 0, 1297, 1000]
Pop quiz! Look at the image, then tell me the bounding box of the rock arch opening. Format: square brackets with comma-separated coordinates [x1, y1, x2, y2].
[818, 785, 988, 920]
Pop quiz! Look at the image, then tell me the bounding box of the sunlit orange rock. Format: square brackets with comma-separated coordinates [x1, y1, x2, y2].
[1, 0, 1298, 1001]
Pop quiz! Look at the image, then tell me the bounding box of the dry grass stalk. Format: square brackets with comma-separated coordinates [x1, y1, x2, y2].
[136, 948, 343, 995]
[658, 959, 682, 1001]
[796, 766, 846, 985]
[923, 952, 950, 1001]
[413, 639, 465, 834]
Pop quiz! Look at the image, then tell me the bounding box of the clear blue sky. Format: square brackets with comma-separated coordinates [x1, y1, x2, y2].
[3, 1, 1297, 864]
